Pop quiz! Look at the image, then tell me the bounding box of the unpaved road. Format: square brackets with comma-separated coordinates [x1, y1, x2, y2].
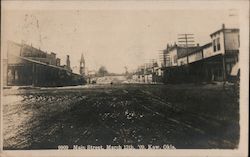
[3, 83, 239, 149]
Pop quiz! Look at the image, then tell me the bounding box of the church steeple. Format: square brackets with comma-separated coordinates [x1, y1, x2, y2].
[80, 53, 85, 76]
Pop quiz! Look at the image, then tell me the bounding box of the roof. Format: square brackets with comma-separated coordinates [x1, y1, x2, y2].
[23, 44, 47, 55]
[8, 41, 53, 57]
[210, 28, 239, 37]
[188, 42, 212, 56]
[168, 45, 178, 52]
[164, 44, 199, 56]
[9, 52, 82, 77]
[177, 46, 199, 58]
[80, 53, 85, 63]
[202, 42, 212, 48]
[19, 55, 71, 72]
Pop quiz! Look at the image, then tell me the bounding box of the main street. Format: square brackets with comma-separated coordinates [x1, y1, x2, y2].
[3, 83, 239, 149]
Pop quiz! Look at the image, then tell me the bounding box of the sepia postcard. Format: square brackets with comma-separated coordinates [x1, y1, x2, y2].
[0, 0, 249, 157]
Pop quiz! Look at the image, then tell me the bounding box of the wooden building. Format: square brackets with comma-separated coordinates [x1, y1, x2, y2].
[3, 41, 86, 87]
[162, 24, 240, 83]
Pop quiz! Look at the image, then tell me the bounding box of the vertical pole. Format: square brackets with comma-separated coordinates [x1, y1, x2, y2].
[185, 34, 189, 82]
[222, 55, 226, 81]
[32, 63, 36, 86]
[222, 25, 227, 81]
[185, 34, 189, 64]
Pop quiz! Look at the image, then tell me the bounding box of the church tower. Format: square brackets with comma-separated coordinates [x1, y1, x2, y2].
[79, 53, 85, 76]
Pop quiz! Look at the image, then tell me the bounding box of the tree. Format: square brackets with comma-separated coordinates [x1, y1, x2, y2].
[98, 66, 108, 76]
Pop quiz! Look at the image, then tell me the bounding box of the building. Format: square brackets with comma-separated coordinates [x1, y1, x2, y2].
[163, 44, 199, 67]
[66, 55, 71, 71]
[132, 61, 161, 84]
[209, 24, 239, 80]
[162, 24, 240, 83]
[56, 58, 61, 66]
[13, 42, 60, 66]
[3, 41, 86, 87]
[79, 53, 85, 76]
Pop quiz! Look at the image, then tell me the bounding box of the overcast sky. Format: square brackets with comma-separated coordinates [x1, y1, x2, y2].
[2, 9, 238, 74]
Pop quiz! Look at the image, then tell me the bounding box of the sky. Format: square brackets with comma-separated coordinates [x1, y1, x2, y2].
[2, 9, 238, 74]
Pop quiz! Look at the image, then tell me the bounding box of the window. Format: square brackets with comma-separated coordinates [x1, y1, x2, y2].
[174, 55, 177, 63]
[217, 38, 220, 51]
[213, 39, 216, 52]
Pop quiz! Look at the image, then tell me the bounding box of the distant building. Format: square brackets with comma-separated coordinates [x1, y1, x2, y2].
[132, 61, 161, 84]
[79, 53, 85, 76]
[56, 58, 61, 66]
[66, 55, 71, 71]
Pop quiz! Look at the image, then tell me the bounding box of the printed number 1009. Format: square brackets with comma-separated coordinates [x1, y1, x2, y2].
[58, 145, 69, 150]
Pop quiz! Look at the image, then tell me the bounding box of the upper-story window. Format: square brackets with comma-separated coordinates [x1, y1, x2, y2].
[217, 37, 221, 51]
[174, 55, 177, 64]
[213, 39, 216, 52]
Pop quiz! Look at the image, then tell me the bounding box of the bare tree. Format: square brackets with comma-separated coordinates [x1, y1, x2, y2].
[98, 66, 108, 77]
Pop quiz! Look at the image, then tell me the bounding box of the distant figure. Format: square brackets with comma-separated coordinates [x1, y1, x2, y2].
[110, 81, 113, 85]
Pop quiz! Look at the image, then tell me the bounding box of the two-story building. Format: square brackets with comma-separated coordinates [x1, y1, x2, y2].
[161, 24, 240, 83]
[177, 46, 199, 66]
[195, 24, 240, 81]
[209, 24, 239, 80]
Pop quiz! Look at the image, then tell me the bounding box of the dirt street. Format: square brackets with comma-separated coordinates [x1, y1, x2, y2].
[3, 83, 239, 149]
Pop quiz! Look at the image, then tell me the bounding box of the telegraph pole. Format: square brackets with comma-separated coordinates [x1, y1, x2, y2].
[178, 34, 195, 64]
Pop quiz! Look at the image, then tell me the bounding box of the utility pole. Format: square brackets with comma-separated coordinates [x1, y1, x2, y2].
[178, 34, 195, 64]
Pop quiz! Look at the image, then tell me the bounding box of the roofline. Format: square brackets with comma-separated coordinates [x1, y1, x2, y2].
[210, 28, 239, 37]
[8, 54, 82, 77]
[189, 42, 212, 55]
[202, 42, 212, 47]
[166, 45, 198, 54]
[8, 40, 57, 56]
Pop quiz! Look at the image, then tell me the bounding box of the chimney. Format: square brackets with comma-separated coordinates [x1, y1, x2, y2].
[66, 55, 71, 70]
[222, 23, 225, 29]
